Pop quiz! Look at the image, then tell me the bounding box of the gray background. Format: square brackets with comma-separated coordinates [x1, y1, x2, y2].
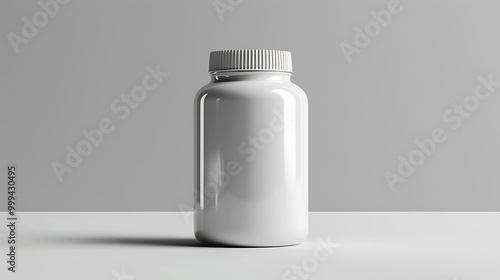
[1, 0, 499, 211]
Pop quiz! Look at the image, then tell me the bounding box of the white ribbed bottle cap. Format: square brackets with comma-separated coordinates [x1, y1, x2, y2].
[209, 49, 292, 73]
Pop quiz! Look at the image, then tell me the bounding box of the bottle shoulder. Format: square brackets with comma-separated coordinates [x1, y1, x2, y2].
[195, 81, 308, 103]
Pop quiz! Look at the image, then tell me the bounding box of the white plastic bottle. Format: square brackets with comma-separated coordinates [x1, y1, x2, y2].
[194, 50, 308, 247]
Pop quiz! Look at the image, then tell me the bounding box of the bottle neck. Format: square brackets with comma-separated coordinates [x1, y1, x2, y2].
[209, 71, 292, 82]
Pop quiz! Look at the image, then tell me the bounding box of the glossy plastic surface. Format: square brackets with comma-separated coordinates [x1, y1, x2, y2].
[194, 71, 308, 247]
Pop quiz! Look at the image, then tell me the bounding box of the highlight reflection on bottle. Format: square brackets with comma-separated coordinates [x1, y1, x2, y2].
[194, 50, 308, 247]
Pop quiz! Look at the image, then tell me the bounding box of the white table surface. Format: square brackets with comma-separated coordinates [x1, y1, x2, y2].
[1, 212, 499, 280]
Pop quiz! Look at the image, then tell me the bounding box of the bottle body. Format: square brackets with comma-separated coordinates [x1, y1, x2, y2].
[194, 71, 308, 247]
